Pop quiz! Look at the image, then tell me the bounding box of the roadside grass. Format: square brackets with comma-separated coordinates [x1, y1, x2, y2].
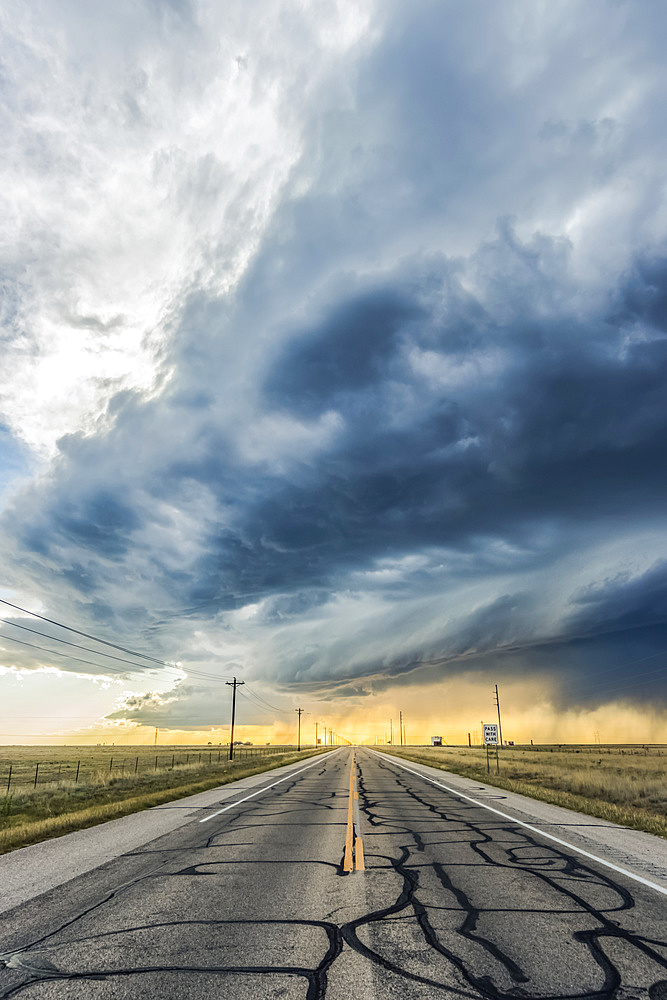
[0, 747, 329, 855]
[376, 745, 667, 839]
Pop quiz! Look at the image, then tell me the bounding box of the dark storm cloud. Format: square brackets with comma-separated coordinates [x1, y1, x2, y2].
[177, 235, 667, 595]
[2, 0, 667, 714]
[6, 234, 667, 703]
[568, 562, 667, 638]
[265, 291, 422, 412]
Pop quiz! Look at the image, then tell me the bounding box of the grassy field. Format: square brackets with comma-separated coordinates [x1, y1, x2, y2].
[0, 744, 325, 855]
[377, 744, 667, 838]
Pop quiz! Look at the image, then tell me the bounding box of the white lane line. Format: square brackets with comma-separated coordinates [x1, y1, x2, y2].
[199, 749, 340, 823]
[366, 749, 667, 898]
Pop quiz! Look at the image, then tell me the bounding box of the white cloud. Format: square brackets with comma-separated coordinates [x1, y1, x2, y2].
[0, 0, 374, 458]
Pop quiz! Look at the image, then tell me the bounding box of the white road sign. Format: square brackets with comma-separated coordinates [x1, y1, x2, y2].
[483, 723, 499, 745]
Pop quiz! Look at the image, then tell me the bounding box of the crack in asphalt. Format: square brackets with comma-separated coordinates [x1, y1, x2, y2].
[0, 751, 665, 999]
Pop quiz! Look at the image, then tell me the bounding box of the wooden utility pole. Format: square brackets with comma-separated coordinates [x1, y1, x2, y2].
[494, 684, 504, 746]
[315, 721, 319, 746]
[226, 677, 244, 760]
[296, 707, 304, 750]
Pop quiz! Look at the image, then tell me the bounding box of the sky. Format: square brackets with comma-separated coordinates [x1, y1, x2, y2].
[1, 0, 666, 746]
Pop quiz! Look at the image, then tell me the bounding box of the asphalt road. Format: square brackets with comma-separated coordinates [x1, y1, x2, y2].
[1, 747, 666, 999]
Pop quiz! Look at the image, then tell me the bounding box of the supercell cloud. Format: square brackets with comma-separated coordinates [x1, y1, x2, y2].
[0, 0, 666, 734]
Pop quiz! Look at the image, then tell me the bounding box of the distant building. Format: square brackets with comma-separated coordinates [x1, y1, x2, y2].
[431, 736, 443, 746]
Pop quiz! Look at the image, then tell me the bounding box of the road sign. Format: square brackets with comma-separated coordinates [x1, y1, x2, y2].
[483, 723, 499, 745]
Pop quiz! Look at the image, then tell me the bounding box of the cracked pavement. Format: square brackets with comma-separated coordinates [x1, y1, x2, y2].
[0, 748, 666, 998]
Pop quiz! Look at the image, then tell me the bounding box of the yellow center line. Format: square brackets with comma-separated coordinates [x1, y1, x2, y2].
[343, 753, 365, 872]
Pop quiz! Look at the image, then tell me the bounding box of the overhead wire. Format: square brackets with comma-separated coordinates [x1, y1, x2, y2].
[236, 688, 271, 718]
[0, 618, 169, 672]
[0, 597, 175, 667]
[238, 685, 292, 716]
[242, 684, 293, 715]
[0, 602, 234, 684]
[0, 632, 140, 676]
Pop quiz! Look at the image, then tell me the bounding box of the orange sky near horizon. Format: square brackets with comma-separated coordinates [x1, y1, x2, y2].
[3, 674, 664, 746]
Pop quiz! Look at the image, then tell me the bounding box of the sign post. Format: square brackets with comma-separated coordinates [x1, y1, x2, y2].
[483, 723, 500, 774]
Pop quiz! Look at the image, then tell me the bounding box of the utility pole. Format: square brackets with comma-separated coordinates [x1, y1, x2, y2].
[154, 727, 158, 747]
[399, 711, 403, 746]
[494, 684, 504, 747]
[226, 677, 244, 760]
[296, 708, 303, 751]
[315, 721, 319, 746]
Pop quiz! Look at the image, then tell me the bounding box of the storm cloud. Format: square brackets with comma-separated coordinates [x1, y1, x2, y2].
[0, 0, 666, 731]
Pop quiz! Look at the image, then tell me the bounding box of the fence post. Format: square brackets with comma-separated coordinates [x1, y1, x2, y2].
[109, 758, 113, 774]
[135, 756, 139, 774]
[171, 754, 175, 769]
[155, 755, 158, 771]
[34, 762, 39, 788]
[6, 765, 12, 794]
[75, 760, 80, 784]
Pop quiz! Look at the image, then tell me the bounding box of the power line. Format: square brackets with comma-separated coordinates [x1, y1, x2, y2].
[0, 633, 145, 676]
[242, 684, 292, 715]
[237, 687, 290, 718]
[0, 630, 243, 690]
[0, 598, 174, 668]
[0, 622, 253, 693]
[0, 604, 236, 685]
[0, 618, 168, 673]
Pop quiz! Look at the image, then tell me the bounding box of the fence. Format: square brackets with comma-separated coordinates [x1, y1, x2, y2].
[2, 745, 306, 794]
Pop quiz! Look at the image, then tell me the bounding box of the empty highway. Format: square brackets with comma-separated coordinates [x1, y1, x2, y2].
[1, 747, 666, 999]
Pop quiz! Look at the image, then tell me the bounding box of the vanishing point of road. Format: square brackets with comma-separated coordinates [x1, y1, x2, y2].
[1, 747, 666, 998]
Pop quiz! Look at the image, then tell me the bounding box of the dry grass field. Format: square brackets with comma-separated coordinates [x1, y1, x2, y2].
[0, 744, 322, 855]
[378, 744, 667, 838]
